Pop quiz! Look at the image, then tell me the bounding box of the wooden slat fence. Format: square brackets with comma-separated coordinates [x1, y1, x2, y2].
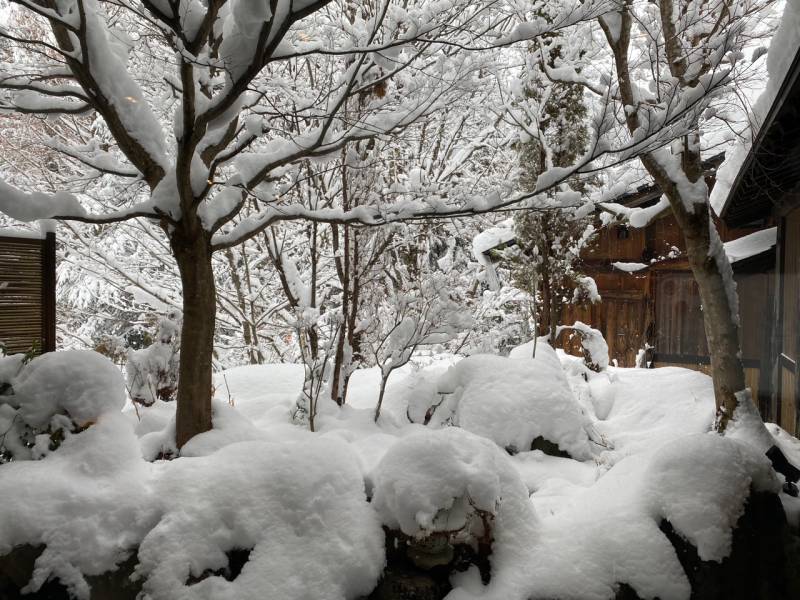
[0, 232, 56, 355]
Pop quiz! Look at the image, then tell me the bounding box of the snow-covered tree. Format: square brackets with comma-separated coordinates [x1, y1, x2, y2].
[366, 271, 472, 422]
[1, 0, 770, 447]
[592, 0, 773, 428]
[0, 0, 517, 446]
[496, 25, 599, 348]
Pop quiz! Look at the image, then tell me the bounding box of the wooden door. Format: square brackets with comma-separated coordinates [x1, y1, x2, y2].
[654, 271, 708, 360]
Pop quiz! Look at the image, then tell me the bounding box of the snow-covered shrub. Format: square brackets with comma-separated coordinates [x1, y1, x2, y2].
[136, 436, 383, 600]
[0, 354, 31, 461]
[400, 366, 453, 424]
[126, 311, 181, 406]
[560, 321, 609, 372]
[0, 412, 148, 598]
[0, 352, 25, 392]
[372, 427, 534, 550]
[93, 332, 130, 365]
[2, 413, 384, 600]
[12, 350, 126, 428]
[433, 347, 592, 459]
[0, 350, 125, 461]
[447, 434, 779, 600]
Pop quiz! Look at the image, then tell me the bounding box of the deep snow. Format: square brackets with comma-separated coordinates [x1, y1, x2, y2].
[0, 345, 795, 600]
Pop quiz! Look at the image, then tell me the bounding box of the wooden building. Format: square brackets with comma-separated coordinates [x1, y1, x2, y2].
[479, 157, 778, 414]
[0, 230, 56, 355]
[718, 46, 800, 436]
[558, 211, 775, 401]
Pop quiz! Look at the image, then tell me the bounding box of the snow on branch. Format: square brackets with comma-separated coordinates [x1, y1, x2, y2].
[0, 180, 86, 221]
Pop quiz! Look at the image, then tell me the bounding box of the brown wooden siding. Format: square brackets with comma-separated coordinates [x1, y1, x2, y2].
[654, 271, 707, 357]
[555, 213, 774, 379]
[778, 208, 800, 434]
[584, 225, 647, 262]
[560, 290, 650, 368]
[0, 233, 56, 355]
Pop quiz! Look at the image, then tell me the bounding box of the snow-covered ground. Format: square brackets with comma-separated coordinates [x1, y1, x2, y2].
[1, 346, 798, 600]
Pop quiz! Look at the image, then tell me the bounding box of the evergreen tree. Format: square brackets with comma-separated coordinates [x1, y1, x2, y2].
[509, 39, 598, 347]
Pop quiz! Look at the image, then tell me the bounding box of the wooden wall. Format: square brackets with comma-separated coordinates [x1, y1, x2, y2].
[778, 207, 799, 435]
[0, 233, 56, 355]
[559, 269, 651, 367]
[555, 213, 774, 385]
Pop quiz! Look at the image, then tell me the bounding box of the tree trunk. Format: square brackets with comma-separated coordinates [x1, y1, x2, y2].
[667, 194, 744, 430]
[224, 248, 259, 365]
[643, 150, 745, 430]
[599, 11, 748, 431]
[374, 374, 389, 423]
[172, 227, 216, 448]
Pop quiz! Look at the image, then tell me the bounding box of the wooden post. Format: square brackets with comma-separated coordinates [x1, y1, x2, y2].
[42, 231, 56, 353]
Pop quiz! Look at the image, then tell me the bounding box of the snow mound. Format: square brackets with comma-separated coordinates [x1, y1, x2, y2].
[0, 413, 150, 599]
[371, 427, 533, 540]
[212, 363, 304, 427]
[11, 350, 126, 428]
[137, 437, 383, 600]
[437, 347, 591, 459]
[450, 434, 779, 600]
[587, 366, 716, 462]
[2, 412, 383, 600]
[651, 433, 778, 561]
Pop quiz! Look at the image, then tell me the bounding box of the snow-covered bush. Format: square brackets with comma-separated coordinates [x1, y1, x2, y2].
[431, 347, 591, 459]
[0, 412, 148, 597]
[126, 311, 181, 406]
[561, 321, 609, 372]
[1, 416, 384, 600]
[12, 350, 125, 428]
[0, 352, 25, 391]
[137, 437, 384, 600]
[372, 427, 533, 547]
[444, 434, 779, 600]
[0, 350, 126, 461]
[365, 272, 473, 422]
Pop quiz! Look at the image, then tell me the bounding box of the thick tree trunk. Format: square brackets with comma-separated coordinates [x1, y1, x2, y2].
[172, 227, 216, 448]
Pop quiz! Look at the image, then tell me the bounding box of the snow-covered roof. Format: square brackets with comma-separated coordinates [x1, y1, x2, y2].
[723, 227, 777, 263]
[613, 228, 776, 274]
[714, 6, 800, 222]
[611, 261, 648, 273]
